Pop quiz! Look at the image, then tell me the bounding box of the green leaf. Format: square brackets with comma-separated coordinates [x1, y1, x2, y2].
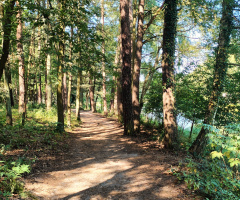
[211, 151, 223, 159]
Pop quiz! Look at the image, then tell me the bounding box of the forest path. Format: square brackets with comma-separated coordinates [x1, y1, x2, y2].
[25, 111, 200, 200]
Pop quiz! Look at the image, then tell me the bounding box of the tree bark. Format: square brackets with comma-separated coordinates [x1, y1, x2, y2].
[16, 0, 26, 126]
[161, 0, 178, 149]
[46, 53, 52, 110]
[76, 70, 81, 120]
[3, 68, 12, 125]
[63, 72, 68, 110]
[57, 0, 65, 132]
[67, 26, 73, 126]
[101, 0, 108, 116]
[0, 0, 15, 80]
[89, 73, 96, 113]
[189, 0, 234, 155]
[120, 0, 134, 135]
[132, 0, 144, 133]
[37, 26, 42, 104]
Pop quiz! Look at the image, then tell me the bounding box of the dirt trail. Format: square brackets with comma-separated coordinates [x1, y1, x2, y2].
[25, 111, 200, 200]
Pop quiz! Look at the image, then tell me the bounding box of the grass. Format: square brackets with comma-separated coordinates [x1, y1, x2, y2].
[0, 104, 80, 199]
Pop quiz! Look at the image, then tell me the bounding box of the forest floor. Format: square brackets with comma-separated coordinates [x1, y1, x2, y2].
[24, 110, 203, 200]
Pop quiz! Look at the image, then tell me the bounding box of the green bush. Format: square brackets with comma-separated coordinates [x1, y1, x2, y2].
[174, 124, 240, 200]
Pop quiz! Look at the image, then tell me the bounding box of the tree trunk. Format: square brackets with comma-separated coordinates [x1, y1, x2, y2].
[101, 0, 108, 116]
[3, 68, 12, 125]
[89, 74, 96, 113]
[37, 26, 42, 104]
[16, 0, 26, 126]
[189, 0, 234, 155]
[161, 0, 178, 149]
[132, 0, 144, 133]
[120, 0, 134, 135]
[67, 27, 73, 126]
[46, 53, 52, 110]
[117, 36, 123, 122]
[76, 70, 81, 120]
[0, 0, 15, 80]
[57, 0, 65, 132]
[86, 92, 89, 110]
[67, 73, 72, 126]
[63, 72, 68, 110]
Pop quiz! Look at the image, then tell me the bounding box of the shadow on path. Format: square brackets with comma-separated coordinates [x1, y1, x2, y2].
[25, 111, 201, 200]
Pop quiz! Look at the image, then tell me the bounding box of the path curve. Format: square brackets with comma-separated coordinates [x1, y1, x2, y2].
[25, 111, 199, 200]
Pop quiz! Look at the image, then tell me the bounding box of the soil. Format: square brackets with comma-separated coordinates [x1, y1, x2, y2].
[24, 111, 202, 200]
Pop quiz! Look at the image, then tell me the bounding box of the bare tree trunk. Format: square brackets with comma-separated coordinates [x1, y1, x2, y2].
[37, 26, 42, 104]
[89, 73, 96, 113]
[161, 0, 178, 149]
[132, 0, 144, 133]
[16, 0, 26, 126]
[101, 0, 108, 116]
[0, 0, 15, 80]
[63, 72, 67, 110]
[76, 70, 81, 120]
[117, 36, 123, 122]
[189, 0, 234, 155]
[120, 0, 134, 135]
[67, 73, 72, 126]
[46, 53, 52, 109]
[57, 0, 65, 132]
[67, 26, 73, 126]
[3, 68, 12, 125]
[86, 92, 89, 110]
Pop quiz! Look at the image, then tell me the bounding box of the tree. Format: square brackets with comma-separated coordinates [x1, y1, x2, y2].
[120, 0, 134, 135]
[132, 0, 144, 133]
[16, 0, 26, 126]
[101, 0, 108, 116]
[0, 0, 15, 80]
[161, 0, 178, 148]
[57, 0, 65, 132]
[189, 0, 235, 155]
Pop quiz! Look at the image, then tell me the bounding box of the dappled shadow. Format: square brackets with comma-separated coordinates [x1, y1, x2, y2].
[24, 111, 201, 200]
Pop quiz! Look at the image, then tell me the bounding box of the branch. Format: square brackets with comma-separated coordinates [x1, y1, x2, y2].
[229, 63, 240, 66]
[143, 34, 163, 44]
[143, 1, 165, 34]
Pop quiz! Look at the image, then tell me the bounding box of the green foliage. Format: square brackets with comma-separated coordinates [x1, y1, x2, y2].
[0, 145, 30, 198]
[0, 107, 69, 198]
[174, 124, 240, 199]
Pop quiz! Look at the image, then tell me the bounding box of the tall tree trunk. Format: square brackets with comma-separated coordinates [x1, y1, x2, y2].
[67, 27, 73, 126]
[86, 92, 89, 110]
[117, 36, 123, 122]
[57, 0, 65, 132]
[76, 70, 81, 120]
[46, 53, 52, 109]
[67, 73, 72, 126]
[3, 68, 12, 125]
[63, 72, 67, 110]
[16, 0, 26, 126]
[161, 0, 178, 149]
[101, 0, 108, 116]
[132, 0, 144, 133]
[89, 73, 96, 113]
[0, 0, 15, 80]
[37, 26, 42, 104]
[120, 0, 134, 135]
[189, 0, 234, 155]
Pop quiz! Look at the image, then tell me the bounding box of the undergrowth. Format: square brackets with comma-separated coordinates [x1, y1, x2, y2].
[0, 105, 71, 199]
[174, 123, 240, 200]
